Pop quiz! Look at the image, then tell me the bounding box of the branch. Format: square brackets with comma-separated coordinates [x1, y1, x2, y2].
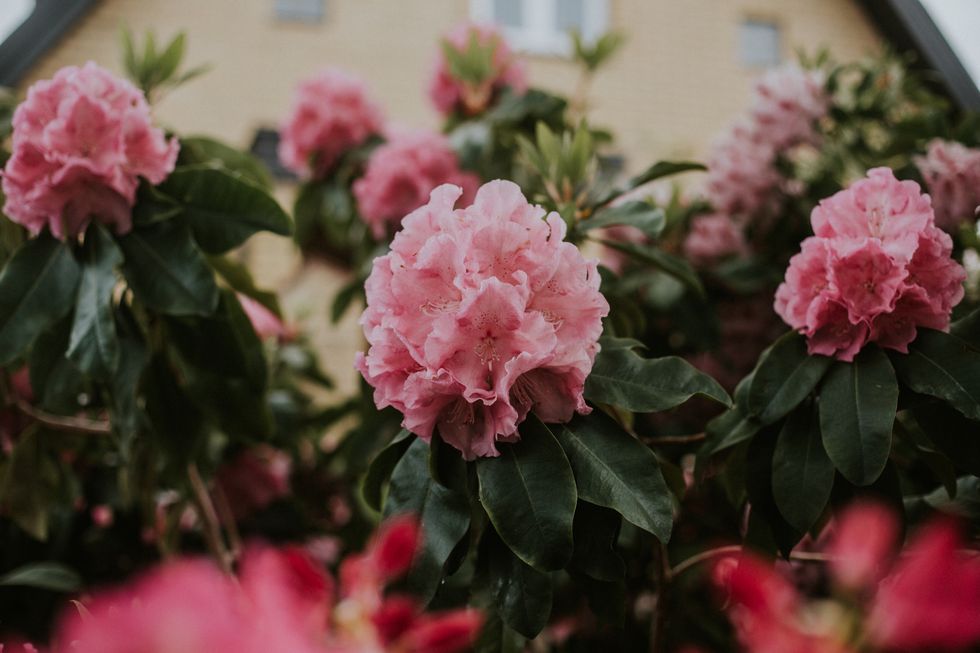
[643, 432, 706, 446]
[187, 463, 233, 575]
[670, 546, 832, 578]
[12, 396, 112, 436]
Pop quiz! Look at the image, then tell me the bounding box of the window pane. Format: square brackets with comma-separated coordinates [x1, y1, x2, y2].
[556, 0, 585, 33]
[0, 0, 35, 42]
[739, 19, 781, 67]
[493, 0, 523, 28]
[275, 0, 324, 23]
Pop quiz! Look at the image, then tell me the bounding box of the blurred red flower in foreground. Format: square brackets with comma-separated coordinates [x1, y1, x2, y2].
[715, 501, 980, 653]
[44, 516, 481, 653]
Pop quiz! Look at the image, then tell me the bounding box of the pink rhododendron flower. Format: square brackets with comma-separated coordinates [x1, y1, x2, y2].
[683, 213, 748, 266]
[704, 64, 827, 222]
[279, 68, 384, 179]
[353, 130, 479, 239]
[429, 23, 527, 116]
[237, 293, 292, 341]
[2, 62, 178, 238]
[825, 501, 898, 591]
[214, 445, 292, 520]
[867, 519, 980, 651]
[774, 167, 966, 360]
[356, 180, 609, 459]
[914, 138, 980, 231]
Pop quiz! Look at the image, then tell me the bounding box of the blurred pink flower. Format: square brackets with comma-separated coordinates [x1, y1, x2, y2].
[237, 293, 292, 342]
[356, 181, 608, 459]
[214, 446, 292, 520]
[2, 62, 178, 238]
[353, 130, 479, 239]
[428, 23, 527, 116]
[825, 501, 898, 591]
[683, 213, 748, 267]
[278, 68, 384, 179]
[774, 167, 965, 360]
[914, 138, 980, 231]
[749, 64, 828, 151]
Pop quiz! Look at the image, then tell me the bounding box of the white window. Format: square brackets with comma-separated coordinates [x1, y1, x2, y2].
[275, 0, 325, 23]
[470, 0, 610, 56]
[739, 19, 781, 68]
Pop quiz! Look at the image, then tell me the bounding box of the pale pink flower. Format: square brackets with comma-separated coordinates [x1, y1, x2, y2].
[237, 293, 292, 342]
[278, 68, 384, 179]
[774, 168, 966, 361]
[428, 23, 527, 116]
[750, 64, 828, 151]
[356, 180, 608, 459]
[353, 130, 479, 239]
[2, 62, 178, 238]
[683, 213, 747, 266]
[914, 138, 980, 231]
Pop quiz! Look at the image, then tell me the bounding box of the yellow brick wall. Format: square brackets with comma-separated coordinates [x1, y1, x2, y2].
[16, 0, 881, 398]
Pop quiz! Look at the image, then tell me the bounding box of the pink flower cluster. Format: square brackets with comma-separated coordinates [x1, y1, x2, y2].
[2, 62, 178, 238]
[279, 68, 385, 179]
[356, 180, 608, 459]
[774, 167, 965, 361]
[215, 445, 292, 520]
[715, 502, 980, 653]
[429, 23, 527, 117]
[682, 213, 748, 267]
[46, 517, 482, 653]
[238, 293, 294, 342]
[914, 138, 980, 231]
[704, 64, 828, 221]
[353, 130, 479, 239]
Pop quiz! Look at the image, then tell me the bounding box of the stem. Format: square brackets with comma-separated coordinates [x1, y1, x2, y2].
[644, 433, 706, 445]
[650, 541, 671, 653]
[187, 463, 233, 574]
[670, 546, 832, 577]
[212, 482, 243, 561]
[10, 396, 111, 436]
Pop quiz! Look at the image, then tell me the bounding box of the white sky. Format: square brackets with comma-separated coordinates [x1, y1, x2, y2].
[0, 0, 33, 43]
[920, 0, 980, 87]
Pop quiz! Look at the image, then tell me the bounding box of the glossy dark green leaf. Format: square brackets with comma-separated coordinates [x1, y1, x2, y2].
[698, 372, 760, 461]
[557, 412, 672, 542]
[891, 329, 980, 421]
[207, 254, 281, 316]
[67, 225, 122, 379]
[473, 608, 527, 653]
[178, 136, 273, 190]
[951, 308, 980, 348]
[585, 347, 730, 413]
[598, 239, 704, 296]
[819, 347, 898, 486]
[385, 438, 471, 604]
[362, 430, 413, 512]
[582, 202, 665, 238]
[159, 165, 291, 254]
[0, 429, 48, 540]
[119, 220, 219, 316]
[772, 403, 834, 532]
[481, 532, 554, 638]
[748, 331, 832, 424]
[594, 160, 705, 205]
[912, 401, 980, 476]
[570, 502, 625, 582]
[0, 562, 81, 592]
[29, 318, 87, 415]
[745, 429, 803, 556]
[0, 234, 80, 364]
[476, 417, 576, 571]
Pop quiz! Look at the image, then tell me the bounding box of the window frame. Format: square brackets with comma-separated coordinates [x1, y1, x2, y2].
[469, 0, 610, 57]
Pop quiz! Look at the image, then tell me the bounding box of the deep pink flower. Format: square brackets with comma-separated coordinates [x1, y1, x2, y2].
[356, 181, 608, 459]
[2, 62, 178, 238]
[214, 446, 291, 520]
[683, 213, 747, 266]
[353, 130, 479, 239]
[278, 68, 384, 179]
[428, 23, 527, 116]
[774, 168, 966, 360]
[914, 138, 980, 231]
[867, 520, 980, 651]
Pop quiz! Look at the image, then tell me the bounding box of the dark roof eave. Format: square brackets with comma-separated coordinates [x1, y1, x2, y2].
[0, 0, 99, 87]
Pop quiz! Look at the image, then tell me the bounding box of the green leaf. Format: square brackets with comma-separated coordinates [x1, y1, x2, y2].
[891, 329, 980, 421]
[585, 347, 731, 413]
[154, 32, 186, 84]
[557, 412, 672, 542]
[595, 160, 705, 205]
[0, 235, 80, 364]
[178, 136, 273, 190]
[951, 308, 980, 348]
[913, 401, 980, 476]
[158, 165, 292, 254]
[480, 532, 554, 638]
[207, 254, 281, 316]
[748, 332, 833, 424]
[474, 608, 527, 653]
[582, 202, 665, 238]
[819, 347, 898, 486]
[698, 372, 761, 460]
[362, 430, 413, 512]
[67, 224, 122, 379]
[0, 562, 81, 592]
[599, 239, 704, 296]
[384, 438, 471, 604]
[119, 220, 219, 316]
[0, 429, 49, 540]
[29, 318, 87, 414]
[772, 402, 834, 532]
[476, 417, 576, 571]
[570, 502, 625, 582]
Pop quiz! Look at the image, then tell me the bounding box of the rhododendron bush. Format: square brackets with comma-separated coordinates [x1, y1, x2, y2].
[0, 22, 979, 653]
